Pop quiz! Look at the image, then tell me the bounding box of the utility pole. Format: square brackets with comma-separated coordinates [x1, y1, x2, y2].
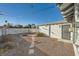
[0, 11, 8, 40]
[0, 11, 5, 40]
[4, 20, 8, 36]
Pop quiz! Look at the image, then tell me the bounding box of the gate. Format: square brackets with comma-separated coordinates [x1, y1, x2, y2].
[62, 25, 70, 40]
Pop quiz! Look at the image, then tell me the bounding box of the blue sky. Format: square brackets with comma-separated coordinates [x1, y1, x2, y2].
[0, 3, 64, 26]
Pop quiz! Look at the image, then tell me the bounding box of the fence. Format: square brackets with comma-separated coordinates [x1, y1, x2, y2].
[0, 28, 38, 36]
[38, 22, 71, 40]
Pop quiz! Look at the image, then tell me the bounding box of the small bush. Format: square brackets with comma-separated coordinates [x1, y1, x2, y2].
[36, 32, 47, 37]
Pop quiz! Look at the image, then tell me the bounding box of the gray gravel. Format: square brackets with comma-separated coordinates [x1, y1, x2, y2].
[0, 34, 46, 56]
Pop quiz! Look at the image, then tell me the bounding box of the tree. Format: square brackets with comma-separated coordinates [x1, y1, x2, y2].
[24, 25, 29, 28]
[28, 24, 31, 28]
[7, 23, 13, 28]
[4, 20, 13, 28]
[4, 20, 8, 27]
[31, 24, 36, 28]
[5, 20, 8, 23]
[15, 24, 23, 28]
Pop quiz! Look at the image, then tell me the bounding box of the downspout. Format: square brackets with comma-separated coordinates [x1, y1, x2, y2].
[49, 24, 51, 37]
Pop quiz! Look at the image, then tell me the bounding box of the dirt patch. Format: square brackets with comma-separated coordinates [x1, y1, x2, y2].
[22, 36, 75, 56]
[0, 35, 15, 53]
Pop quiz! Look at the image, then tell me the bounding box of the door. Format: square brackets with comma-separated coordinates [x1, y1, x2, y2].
[62, 25, 70, 40]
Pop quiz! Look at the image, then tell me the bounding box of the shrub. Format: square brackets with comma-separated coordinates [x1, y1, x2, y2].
[36, 32, 47, 37]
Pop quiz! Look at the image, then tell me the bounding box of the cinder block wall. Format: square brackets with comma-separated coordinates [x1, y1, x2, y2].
[39, 25, 50, 36]
[39, 24, 62, 39]
[39, 23, 72, 40]
[50, 24, 62, 39]
[0, 28, 37, 36]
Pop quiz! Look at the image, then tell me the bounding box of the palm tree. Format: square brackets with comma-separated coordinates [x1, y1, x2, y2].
[5, 20, 7, 23]
[4, 20, 7, 27]
[4, 20, 8, 36]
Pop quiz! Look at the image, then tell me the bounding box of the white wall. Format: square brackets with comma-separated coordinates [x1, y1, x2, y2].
[0, 28, 37, 36]
[50, 24, 62, 39]
[6, 28, 28, 34]
[75, 28, 79, 45]
[39, 25, 49, 36]
[0, 29, 2, 36]
[74, 4, 79, 45]
[39, 24, 62, 39]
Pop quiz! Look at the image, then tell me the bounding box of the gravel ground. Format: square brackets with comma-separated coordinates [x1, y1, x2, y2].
[0, 34, 46, 56]
[0, 34, 75, 56]
[23, 36, 75, 56]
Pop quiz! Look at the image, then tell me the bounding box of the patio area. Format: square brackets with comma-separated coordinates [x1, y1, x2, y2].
[0, 33, 75, 56]
[22, 33, 75, 56]
[0, 34, 47, 56]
